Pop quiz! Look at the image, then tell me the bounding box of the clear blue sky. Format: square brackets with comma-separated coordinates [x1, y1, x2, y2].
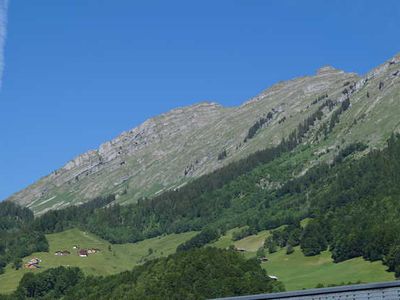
[0, 0, 399, 200]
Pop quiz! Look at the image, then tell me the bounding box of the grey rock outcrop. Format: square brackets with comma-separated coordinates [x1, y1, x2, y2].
[8, 53, 400, 215]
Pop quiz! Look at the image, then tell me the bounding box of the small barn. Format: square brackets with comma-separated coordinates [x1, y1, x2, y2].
[24, 257, 42, 269]
[24, 263, 40, 269]
[78, 249, 88, 257]
[55, 250, 71, 256]
[235, 247, 246, 252]
[87, 248, 100, 254]
[28, 258, 41, 264]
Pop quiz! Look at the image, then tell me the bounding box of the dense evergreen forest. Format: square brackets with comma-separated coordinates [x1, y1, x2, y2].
[0, 248, 283, 300]
[264, 133, 400, 277]
[0, 202, 48, 274]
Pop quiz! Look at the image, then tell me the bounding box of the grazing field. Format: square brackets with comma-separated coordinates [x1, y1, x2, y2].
[212, 229, 395, 290]
[209, 228, 270, 251]
[0, 228, 197, 294]
[234, 230, 270, 252]
[263, 246, 394, 290]
[1, 227, 395, 294]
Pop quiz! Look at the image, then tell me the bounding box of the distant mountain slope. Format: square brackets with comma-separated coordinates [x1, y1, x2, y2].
[7, 53, 400, 214]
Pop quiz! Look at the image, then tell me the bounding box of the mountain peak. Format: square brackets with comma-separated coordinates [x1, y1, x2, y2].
[388, 53, 400, 65]
[316, 65, 344, 75]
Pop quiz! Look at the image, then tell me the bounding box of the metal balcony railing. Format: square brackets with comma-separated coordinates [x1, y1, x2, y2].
[214, 281, 400, 300]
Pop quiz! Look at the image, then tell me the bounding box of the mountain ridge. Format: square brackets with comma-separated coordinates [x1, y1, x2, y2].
[7, 53, 400, 214]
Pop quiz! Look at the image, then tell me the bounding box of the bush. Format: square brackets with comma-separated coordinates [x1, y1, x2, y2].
[286, 244, 294, 255]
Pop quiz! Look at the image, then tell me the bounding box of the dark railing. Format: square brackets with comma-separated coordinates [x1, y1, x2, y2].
[214, 281, 400, 300]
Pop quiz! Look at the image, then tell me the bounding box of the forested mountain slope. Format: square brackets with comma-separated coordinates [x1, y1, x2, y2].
[2, 53, 400, 298]
[2, 117, 400, 299]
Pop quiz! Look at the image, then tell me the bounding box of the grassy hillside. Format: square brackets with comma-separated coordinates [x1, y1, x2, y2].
[0, 226, 395, 295]
[263, 247, 394, 290]
[0, 228, 197, 294]
[211, 229, 395, 290]
[210, 228, 271, 252]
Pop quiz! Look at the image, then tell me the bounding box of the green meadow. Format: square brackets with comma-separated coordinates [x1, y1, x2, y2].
[210, 228, 271, 251]
[0, 227, 395, 294]
[211, 228, 395, 291]
[262, 246, 394, 290]
[0, 228, 197, 294]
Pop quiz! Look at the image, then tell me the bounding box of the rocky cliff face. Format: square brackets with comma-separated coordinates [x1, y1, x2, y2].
[7, 53, 400, 214]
